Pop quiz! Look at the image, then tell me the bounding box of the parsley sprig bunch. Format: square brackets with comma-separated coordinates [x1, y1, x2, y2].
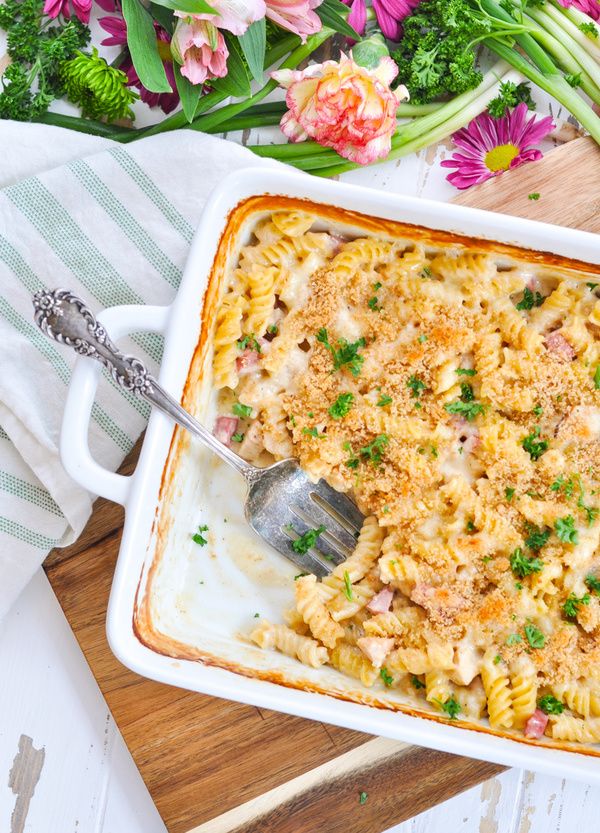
[0, 0, 90, 120]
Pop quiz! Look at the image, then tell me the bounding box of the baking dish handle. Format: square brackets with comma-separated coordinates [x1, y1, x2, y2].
[60, 303, 170, 506]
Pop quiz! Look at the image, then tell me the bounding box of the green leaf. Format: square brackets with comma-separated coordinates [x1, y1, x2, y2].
[239, 17, 266, 84]
[352, 34, 389, 69]
[150, 0, 216, 13]
[174, 66, 203, 123]
[211, 34, 251, 98]
[149, 2, 175, 34]
[122, 0, 172, 94]
[316, 0, 359, 39]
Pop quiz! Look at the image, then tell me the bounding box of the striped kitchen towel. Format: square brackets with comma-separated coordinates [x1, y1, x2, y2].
[0, 121, 281, 620]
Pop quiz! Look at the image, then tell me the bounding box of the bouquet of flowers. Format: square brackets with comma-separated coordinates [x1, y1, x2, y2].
[1, 0, 599, 185]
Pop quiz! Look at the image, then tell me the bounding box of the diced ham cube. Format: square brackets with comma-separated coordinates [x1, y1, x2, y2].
[545, 331, 576, 362]
[236, 349, 260, 375]
[213, 416, 238, 447]
[366, 587, 394, 614]
[451, 417, 480, 452]
[524, 709, 549, 739]
[357, 637, 395, 668]
[410, 583, 468, 624]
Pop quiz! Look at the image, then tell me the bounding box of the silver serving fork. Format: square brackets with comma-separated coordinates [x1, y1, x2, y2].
[33, 289, 364, 577]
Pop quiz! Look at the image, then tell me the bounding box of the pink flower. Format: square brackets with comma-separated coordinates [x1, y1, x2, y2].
[341, 0, 421, 40]
[99, 15, 180, 113]
[555, 0, 599, 19]
[171, 17, 229, 85]
[272, 52, 408, 164]
[265, 0, 324, 41]
[43, 0, 91, 23]
[176, 0, 266, 35]
[440, 103, 555, 190]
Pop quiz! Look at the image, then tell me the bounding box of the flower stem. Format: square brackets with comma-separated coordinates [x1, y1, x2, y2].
[189, 27, 333, 134]
[291, 69, 522, 177]
[206, 112, 283, 133]
[34, 111, 135, 139]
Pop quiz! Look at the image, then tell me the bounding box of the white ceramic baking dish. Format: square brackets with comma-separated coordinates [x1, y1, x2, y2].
[60, 167, 600, 783]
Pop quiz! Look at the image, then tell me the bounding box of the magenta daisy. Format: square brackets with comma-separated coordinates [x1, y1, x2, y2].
[441, 103, 555, 190]
[555, 0, 599, 21]
[99, 14, 179, 113]
[342, 0, 421, 41]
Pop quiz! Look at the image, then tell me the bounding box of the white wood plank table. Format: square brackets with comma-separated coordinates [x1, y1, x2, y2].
[0, 27, 598, 830]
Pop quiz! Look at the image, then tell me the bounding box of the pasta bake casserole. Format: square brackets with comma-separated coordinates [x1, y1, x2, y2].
[210, 203, 600, 747]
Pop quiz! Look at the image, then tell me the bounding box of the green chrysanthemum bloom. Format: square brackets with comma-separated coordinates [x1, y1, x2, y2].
[61, 48, 137, 122]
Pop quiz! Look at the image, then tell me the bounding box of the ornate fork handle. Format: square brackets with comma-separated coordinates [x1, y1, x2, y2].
[32, 288, 257, 480]
[33, 288, 154, 395]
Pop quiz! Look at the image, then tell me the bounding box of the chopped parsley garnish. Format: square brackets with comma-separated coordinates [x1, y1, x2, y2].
[528, 192, 541, 201]
[192, 524, 209, 546]
[444, 400, 485, 421]
[562, 592, 590, 619]
[373, 281, 382, 291]
[291, 525, 326, 554]
[594, 365, 600, 390]
[359, 791, 368, 805]
[506, 633, 522, 646]
[555, 515, 578, 544]
[493, 654, 502, 665]
[521, 426, 548, 461]
[411, 675, 425, 690]
[267, 324, 279, 335]
[505, 487, 515, 502]
[580, 20, 598, 37]
[576, 477, 598, 525]
[516, 286, 545, 311]
[587, 283, 599, 291]
[302, 426, 325, 439]
[466, 520, 476, 533]
[236, 334, 261, 352]
[421, 266, 432, 278]
[328, 392, 354, 420]
[254, 612, 260, 618]
[515, 582, 523, 591]
[231, 432, 244, 443]
[380, 667, 394, 687]
[343, 570, 353, 601]
[407, 374, 427, 399]
[316, 328, 365, 377]
[418, 334, 428, 343]
[294, 572, 309, 580]
[360, 434, 389, 466]
[538, 695, 565, 715]
[435, 696, 461, 720]
[368, 295, 382, 311]
[377, 393, 393, 407]
[524, 623, 545, 648]
[232, 402, 253, 419]
[510, 547, 543, 578]
[585, 573, 600, 594]
[456, 368, 476, 376]
[524, 524, 551, 551]
[460, 383, 475, 402]
[550, 475, 574, 498]
[532, 404, 543, 417]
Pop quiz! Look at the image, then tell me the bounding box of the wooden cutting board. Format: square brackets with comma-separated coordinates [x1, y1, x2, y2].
[44, 135, 600, 833]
